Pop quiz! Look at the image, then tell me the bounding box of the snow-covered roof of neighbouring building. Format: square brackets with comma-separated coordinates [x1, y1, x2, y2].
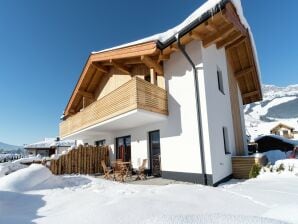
[24, 139, 75, 149]
[255, 135, 298, 146]
[270, 123, 295, 132]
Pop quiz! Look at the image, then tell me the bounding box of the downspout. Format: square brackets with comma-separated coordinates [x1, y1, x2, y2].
[176, 33, 207, 185]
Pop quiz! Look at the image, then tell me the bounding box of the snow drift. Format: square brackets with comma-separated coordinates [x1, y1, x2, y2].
[0, 164, 53, 192]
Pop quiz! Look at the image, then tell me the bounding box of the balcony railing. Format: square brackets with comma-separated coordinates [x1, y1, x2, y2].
[60, 77, 168, 138]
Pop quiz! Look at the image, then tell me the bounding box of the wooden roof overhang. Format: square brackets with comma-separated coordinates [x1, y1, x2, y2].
[159, 2, 262, 105]
[63, 1, 262, 117]
[64, 42, 164, 117]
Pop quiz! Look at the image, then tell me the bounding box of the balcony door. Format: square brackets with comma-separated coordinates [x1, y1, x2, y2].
[149, 130, 161, 176]
[116, 136, 131, 162]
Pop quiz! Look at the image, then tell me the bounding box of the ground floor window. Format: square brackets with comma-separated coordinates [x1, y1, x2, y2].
[95, 139, 106, 147]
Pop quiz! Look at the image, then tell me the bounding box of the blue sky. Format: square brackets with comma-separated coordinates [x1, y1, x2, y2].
[0, 0, 297, 145]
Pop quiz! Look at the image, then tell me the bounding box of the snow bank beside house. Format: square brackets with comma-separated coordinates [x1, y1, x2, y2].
[264, 150, 289, 164]
[0, 155, 44, 177]
[275, 159, 298, 171]
[0, 164, 53, 192]
[0, 162, 27, 177]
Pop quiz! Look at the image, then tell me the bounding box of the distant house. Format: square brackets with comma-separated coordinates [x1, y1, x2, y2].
[255, 135, 298, 153]
[270, 123, 295, 139]
[24, 138, 75, 157]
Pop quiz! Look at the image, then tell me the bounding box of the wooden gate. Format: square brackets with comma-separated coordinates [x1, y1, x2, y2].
[49, 145, 109, 175]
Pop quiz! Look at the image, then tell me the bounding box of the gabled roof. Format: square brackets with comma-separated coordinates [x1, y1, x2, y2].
[270, 123, 295, 132]
[255, 134, 298, 147]
[63, 0, 262, 117]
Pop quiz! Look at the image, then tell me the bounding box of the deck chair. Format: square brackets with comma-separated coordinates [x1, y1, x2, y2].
[101, 160, 113, 180]
[135, 159, 147, 180]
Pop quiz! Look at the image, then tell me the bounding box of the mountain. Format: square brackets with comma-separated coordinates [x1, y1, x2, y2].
[0, 142, 23, 153]
[244, 84, 298, 140]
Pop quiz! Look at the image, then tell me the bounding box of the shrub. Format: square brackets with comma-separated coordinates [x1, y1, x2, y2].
[270, 166, 274, 172]
[289, 165, 294, 172]
[249, 163, 261, 178]
[276, 163, 285, 173]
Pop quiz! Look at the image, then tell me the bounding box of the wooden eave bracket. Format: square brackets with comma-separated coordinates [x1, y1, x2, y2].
[203, 23, 235, 48]
[189, 30, 204, 40]
[92, 62, 109, 73]
[77, 90, 94, 100]
[110, 59, 130, 75]
[141, 55, 163, 75]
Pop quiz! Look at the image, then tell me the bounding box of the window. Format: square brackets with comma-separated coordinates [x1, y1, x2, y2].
[222, 127, 230, 154]
[95, 139, 106, 147]
[217, 66, 224, 94]
[283, 130, 288, 136]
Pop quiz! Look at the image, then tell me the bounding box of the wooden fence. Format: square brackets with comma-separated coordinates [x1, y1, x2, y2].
[49, 145, 109, 175]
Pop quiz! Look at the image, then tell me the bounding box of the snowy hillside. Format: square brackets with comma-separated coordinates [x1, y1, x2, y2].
[0, 141, 23, 153]
[245, 84, 298, 140]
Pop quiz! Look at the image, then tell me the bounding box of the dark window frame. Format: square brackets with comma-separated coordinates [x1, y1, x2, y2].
[95, 139, 106, 147]
[217, 66, 225, 95]
[222, 127, 230, 154]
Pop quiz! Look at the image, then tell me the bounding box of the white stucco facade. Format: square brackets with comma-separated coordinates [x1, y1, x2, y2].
[63, 39, 247, 185]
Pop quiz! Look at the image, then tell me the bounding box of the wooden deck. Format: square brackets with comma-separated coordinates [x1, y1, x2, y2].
[60, 77, 168, 138]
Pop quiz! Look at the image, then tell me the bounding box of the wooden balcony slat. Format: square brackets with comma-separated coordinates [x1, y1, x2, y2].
[60, 77, 168, 138]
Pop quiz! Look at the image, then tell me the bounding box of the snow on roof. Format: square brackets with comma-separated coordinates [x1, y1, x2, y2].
[270, 123, 295, 131]
[255, 134, 298, 146]
[92, 0, 249, 54]
[91, 0, 224, 54]
[25, 139, 75, 149]
[90, 0, 261, 90]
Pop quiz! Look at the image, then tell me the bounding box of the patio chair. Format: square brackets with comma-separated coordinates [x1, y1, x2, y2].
[101, 160, 113, 180]
[135, 159, 147, 181]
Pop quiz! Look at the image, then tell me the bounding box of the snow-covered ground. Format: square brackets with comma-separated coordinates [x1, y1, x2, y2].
[0, 155, 43, 177]
[0, 164, 298, 224]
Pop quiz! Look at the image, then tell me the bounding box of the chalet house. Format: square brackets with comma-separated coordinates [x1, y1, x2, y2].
[60, 0, 262, 186]
[270, 123, 297, 139]
[25, 138, 75, 157]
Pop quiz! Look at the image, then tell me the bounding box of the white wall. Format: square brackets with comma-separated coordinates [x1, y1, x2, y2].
[201, 45, 236, 183]
[161, 40, 204, 174]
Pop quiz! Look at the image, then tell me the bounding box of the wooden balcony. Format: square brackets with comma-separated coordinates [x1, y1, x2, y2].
[60, 77, 168, 138]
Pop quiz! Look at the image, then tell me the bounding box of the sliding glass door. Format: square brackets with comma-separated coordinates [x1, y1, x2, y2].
[116, 136, 131, 162]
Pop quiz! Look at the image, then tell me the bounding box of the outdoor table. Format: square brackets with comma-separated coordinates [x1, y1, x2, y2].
[111, 161, 131, 182]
